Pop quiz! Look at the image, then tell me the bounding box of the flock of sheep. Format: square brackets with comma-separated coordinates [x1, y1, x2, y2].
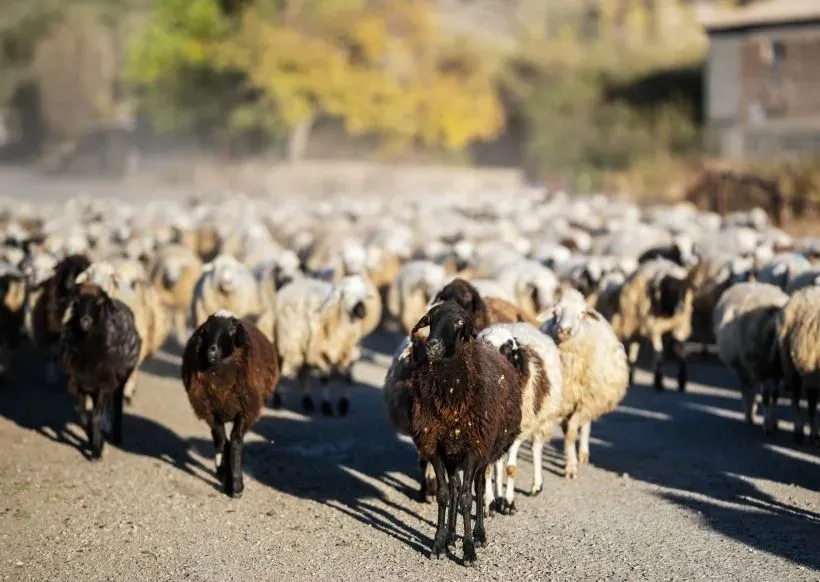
[0, 188, 819, 566]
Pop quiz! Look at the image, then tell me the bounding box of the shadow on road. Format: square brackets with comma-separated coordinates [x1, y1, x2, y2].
[588, 358, 820, 570]
[242, 373, 434, 556]
[0, 347, 213, 483]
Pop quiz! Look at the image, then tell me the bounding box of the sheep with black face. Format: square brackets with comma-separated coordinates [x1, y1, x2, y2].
[611, 258, 694, 391]
[181, 311, 280, 498]
[274, 275, 372, 416]
[408, 302, 523, 567]
[60, 282, 142, 460]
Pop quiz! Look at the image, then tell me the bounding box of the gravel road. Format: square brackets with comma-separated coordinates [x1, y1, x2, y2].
[0, 331, 818, 582]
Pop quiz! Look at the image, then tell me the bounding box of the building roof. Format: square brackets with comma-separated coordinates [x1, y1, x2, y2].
[701, 0, 820, 33]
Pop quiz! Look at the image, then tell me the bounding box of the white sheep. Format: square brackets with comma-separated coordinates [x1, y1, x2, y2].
[491, 259, 559, 322]
[540, 290, 629, 479]
[776, 287, 820, 443]
[386, 260, 447, 334]
[478, 322, 563, 514]
[191, 254, 263, 329]
[713, 282, 788, 432]
[275, 275, 372, 416]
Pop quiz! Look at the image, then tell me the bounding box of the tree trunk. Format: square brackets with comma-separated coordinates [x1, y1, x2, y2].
[287, 116, 314, 163]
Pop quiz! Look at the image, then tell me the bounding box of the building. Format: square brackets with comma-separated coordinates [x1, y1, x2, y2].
[702, 0, 820, 158]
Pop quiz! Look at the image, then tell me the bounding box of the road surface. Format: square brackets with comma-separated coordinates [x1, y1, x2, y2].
[0, 331, 818, 582]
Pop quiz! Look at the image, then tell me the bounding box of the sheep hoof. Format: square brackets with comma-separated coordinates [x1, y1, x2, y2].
[271, 393, 282, 409]
[502, 499, 516, 516]
[579, 451, 589, 464]
[430, 542, 446, 560]
[473, 528, 487, 548]
[565, 465, 578, 479]
[462, 543, 478, 567]
[301, 395, 315, 413]
[320, 400, 334, 416]
[229, 489, 243, 499]
[530, 484, 543, 496]
[445, 532, 457, 548]
[492, 498, 504, 514]
[337, 397, 350, 417]
[653, 380, 664, 392]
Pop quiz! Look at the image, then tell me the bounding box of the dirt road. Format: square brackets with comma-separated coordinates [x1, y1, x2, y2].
[0, 330, 818, 582]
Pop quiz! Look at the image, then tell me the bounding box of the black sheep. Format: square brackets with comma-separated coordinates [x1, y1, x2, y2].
[61, 283, 142, 460]
[408, 302, 523, 566]
[30, 254, 91, 383]
[181, 311, 280, 498]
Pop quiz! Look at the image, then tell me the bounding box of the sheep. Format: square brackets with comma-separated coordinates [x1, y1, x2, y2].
[713, 282, 788, 432]
[776, 287, 820, 443]
[60, 282, 142, 460]
[275, 275, 371, 416]
[383, 330, 438, 503]
[477, 322, 563, 514]
[491, 259, 559, 322]
[784, 268, 820, 295]
[76, 261, 170, 405]
[612, 258, 694, 391]
[0, 263, 27, 381]
[192, 254, 263, 329]
[430, 278, 533, 331]
[182, 310, 280, 497]
[407, 302, 523, 566]
[151, 244, 203, 344]
[755, 252, 812, 290]
[26, 254, 91, 384]
[540, 289, 629, 479]
[637, 234, 697, 267]
[337, 244, 384, 338]
[386, 260, 447, 334]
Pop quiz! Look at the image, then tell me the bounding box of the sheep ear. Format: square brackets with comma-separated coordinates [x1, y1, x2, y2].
[582, 308, 602, 321]
[233, 323, 248, 349]
[411, 312, 432, 335]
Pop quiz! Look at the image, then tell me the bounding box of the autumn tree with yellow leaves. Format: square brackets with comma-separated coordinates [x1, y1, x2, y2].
[126, 0, 504, 160]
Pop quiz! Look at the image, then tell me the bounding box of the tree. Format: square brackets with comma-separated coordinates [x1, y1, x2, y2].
[126, 0, 505, 159]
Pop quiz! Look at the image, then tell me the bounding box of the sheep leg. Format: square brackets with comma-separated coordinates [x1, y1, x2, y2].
[299, 367, 314, 413]
[446, 470, 461, 548]
[807, 386, 819, 444]
[651, 335, 664, 391]
[791, 377, 805, 444]
[531, 434, 546, 495]
[562, 414, 582, 479]
[492, 458, 504, 513]
[482, 465, 494, 518]
[211, 424, 228, 478]
[226, 416, 246, 498]
[472, 467, 487, 549]
[123, 373, 137, 406]
[174, 309, 187, 346]
[762, 380, 780, 437]
[88, 393, 105, 461]
[738, 370, 757, 425]
[337, 371, 353, 416]
[460, 459, 479, 567]
[111, 380, 125, 446]
[673, 339, 687, 392]
[502, 438, 523, 515]
[428, 455, 449, 560]
[578, 422, 591, 464]
[627, 341, 640, 386]
[319, 376, 333, 416]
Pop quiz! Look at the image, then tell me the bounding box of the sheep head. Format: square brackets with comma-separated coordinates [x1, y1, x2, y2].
[194, 310, 248, 370]
[432, 278, 483, 317]
[411, 302, 474, 363]
[479, 326, 527, 375]
[651, 274, 692, 318]
[540, 291, 601, 344]
[66, 283, 115, 334]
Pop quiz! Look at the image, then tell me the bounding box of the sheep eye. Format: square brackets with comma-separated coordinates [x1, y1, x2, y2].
[455, 319, 464, 329]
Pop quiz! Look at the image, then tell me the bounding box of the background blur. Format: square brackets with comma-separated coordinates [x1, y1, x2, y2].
[1, 0, 819, 214]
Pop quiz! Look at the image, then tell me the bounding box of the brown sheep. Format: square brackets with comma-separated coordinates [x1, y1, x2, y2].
[408, 302, 524, 566]
[181, 310, 280, 498]
[431, 277, 535, 331]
